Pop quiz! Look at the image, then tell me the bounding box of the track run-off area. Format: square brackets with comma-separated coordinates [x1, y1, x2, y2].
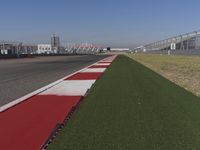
[49, 55, 200, 150]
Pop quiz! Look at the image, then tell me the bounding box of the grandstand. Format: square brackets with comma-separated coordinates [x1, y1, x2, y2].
[138, 30, 200, 55]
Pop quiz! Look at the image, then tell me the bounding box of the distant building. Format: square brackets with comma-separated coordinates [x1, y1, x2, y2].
[0, 41, 20, 55]
[51, 34, 60, 50]
[133, 46, 146, 53]
[21, 45, 37, 54]
[107, 47, 111, 51]
[37, 44, 57, 54]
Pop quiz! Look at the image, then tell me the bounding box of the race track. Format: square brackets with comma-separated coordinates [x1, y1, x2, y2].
[0, 55, 107, 106]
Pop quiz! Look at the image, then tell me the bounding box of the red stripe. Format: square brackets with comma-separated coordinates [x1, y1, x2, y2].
[66, 72, 102, 80]
[0, 95, 81, 150]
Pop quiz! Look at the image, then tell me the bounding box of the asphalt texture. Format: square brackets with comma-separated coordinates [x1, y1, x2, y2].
[0, 55, 107, 106]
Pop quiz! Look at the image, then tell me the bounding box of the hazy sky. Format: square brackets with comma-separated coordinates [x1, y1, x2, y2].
[0, 0, 200, 48]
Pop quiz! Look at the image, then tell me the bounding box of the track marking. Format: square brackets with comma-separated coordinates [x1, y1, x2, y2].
[40, 80, 96, 96]
[94, 63, 111, 66]
[81, 68, 106, 73]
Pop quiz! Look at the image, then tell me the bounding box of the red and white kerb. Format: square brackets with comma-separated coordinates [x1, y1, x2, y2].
[0, 55, 117, 150]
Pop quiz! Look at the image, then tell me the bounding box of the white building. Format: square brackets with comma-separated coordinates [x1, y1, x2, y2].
[37, 44, 57, 54]
[1, 49, 8, 55]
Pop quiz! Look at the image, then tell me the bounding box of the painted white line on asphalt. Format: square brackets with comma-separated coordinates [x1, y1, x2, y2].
[40, 80, 96, 96]
[81, 68, 106, 73]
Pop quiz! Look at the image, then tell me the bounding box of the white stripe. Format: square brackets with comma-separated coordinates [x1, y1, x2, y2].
[104, 59, 114, 61]
[81, 68, 106, 73]
[95, 63, 111, 66]
[100, 61, 112, 63]
[40, 80, 96, 96]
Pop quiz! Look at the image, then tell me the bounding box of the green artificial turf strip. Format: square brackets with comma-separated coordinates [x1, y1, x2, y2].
[48, 55, 200, 150]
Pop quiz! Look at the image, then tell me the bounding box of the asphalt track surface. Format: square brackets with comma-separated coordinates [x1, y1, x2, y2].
[0, 55, 107, 106]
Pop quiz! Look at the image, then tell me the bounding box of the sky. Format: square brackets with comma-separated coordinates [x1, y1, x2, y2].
[0, 0, 200, 48]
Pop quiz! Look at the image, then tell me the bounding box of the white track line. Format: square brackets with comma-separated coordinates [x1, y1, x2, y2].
[94, 63, 111, 66]
[81, 68, 106, 73]
[40, 80, 96, 96]
[99, 61, 112, 63]
[0, 56, 114, 113]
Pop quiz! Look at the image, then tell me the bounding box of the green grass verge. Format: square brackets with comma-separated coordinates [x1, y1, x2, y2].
[48, 55, 200, 150]
[127, 53, 200, 96]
